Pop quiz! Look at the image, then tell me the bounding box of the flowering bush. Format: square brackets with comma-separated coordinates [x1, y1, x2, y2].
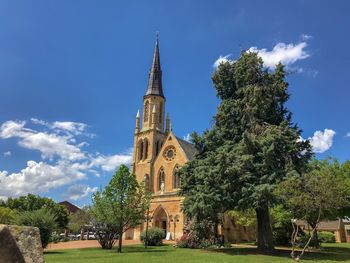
[176, 233, 217, 249]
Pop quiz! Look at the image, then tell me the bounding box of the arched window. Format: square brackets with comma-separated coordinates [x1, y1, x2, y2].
[158, 168, 165, 191]
[144, 101, 149, 122]
[173, 165, 180, 189]
[159, 102, 163, 123]
[138, 140, 144, 161]
[155, 141, 159, 156]
[143, 174, 150, 191]
[143, 139, 148, 160]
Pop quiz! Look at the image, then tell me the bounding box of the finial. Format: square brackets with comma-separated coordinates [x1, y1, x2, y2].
[136, 110, 140, 118]
[156, 31, 159, 41]
[166, 112, 170, 119]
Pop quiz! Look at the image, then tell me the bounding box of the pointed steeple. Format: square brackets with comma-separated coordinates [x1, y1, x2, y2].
[145, 32, 164, 98]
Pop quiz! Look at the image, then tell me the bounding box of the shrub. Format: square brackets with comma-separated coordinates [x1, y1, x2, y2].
[93, 221, 118, 249]
[175, 233, 216, 249]
[140, 227, 164, 246]
[50, 232, 61, 243]
[15, 208, 58, 248]
[270, 205, 293, 246]
[0, 207, 16, 224]
[318, 231, 336, 243]
[176, 233, 193, 248]
[298, 231, 336, 248]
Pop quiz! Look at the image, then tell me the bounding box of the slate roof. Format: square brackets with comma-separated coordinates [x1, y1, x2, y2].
[297, 219, 342, 231]
[59, 201, 81, 214]
[176, 137, 199, 161]
[145, 33, 164, 98]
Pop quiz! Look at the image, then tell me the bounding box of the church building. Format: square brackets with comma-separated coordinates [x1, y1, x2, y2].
[127, 35, 255, 242]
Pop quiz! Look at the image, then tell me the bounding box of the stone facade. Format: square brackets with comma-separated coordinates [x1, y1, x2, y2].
[0, 224, 44, 263]
[126, 35, 255, 242]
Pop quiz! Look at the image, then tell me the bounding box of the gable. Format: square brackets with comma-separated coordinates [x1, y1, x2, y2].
[176, 137, 198, 161]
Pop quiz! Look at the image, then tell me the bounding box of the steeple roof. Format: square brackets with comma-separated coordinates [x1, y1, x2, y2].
[145, 33, 164, 98]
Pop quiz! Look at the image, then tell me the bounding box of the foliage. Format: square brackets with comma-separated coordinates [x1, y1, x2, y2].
[179, 52, 312, 251]
[175, 219, 221, 249]
[275, 158, 350, 260]
[68, 207, 92, 234]
[318, 232, 336, 243]
[175, 233, 214, 249]
[140, 227, 164, 246]
[0, 206, 16, 224]
[15, 208, 58, 248]
[270, 205, 293, 246]
[176, 233, 201, 248]
[276, 159, 350, 227]
[92, 220, 119, 249]
[91, 165, 151, 253]
[228, 207, 293, 246]
[228, 209, 256, 227]
[299, 231, 336, 247]
[1, 194, 69, 229]
[50, 232, 61, 243]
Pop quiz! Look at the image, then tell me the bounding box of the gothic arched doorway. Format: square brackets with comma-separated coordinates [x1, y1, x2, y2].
[153, 206, 168, 238]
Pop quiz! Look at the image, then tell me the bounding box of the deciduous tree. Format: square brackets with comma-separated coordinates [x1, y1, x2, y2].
[91, 165, 150, 253]
[276, 158, 350, 260]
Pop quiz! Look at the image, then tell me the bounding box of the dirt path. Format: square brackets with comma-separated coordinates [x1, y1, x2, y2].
[46, 239, 175, 250]
[45, 239, 141, 250]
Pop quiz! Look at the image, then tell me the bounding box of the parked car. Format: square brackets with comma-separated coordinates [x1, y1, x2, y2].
[76, 232, 96, 240]
[84, 232, 96, 240]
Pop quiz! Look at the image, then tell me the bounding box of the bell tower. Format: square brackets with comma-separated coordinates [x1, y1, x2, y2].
[131, 33, 170, 191]
[141, 33, 165, 132]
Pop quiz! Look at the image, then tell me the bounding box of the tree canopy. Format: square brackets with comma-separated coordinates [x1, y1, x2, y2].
[179, 52, 312, 250]
[275, 158, 350, 260]
[91, 164, 150, 253]
[1, 193, 69, 229]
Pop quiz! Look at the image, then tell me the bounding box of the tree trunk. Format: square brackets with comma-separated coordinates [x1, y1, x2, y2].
[256, 206, 274, 251]
[313, 228, 320, 248]
[145, 210, 149, 248]
[213, 222, 220, 244]
[118, 224, 123, 253]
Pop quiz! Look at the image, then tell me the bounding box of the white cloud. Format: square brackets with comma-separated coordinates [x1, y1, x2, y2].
[90, 152, 132, 172]
[0, 160, 86, 197]
[309, 129, 336, 153]
[3, 151, 11, 157]
[0, 119, 133, 198]
[248, 42, 310, 69]
[183, 133, 191, 142]
[31, 118, 93, 137]
[213, 54, 232, 68]
[300, 34, 312, 41]
[0, 120, 30, 138]
[1, 120, 85, 161]
[65, 184, 97, 201]
[345, 132, 350, 138]
[213, 40, 310, 70]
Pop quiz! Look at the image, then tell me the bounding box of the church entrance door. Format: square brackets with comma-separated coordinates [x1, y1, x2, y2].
[153, 206, 168, 238]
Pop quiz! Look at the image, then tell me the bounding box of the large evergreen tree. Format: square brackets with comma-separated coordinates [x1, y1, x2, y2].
[179, 52, 312, 251]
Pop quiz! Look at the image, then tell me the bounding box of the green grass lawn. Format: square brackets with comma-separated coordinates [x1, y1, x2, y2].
[44, 243, 350, 263]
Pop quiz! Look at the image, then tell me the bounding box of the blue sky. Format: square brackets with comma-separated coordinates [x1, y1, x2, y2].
[0, 0, 349, 206]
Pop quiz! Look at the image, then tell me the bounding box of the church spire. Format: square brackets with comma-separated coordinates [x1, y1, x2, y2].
[145, 32, 164, 98]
